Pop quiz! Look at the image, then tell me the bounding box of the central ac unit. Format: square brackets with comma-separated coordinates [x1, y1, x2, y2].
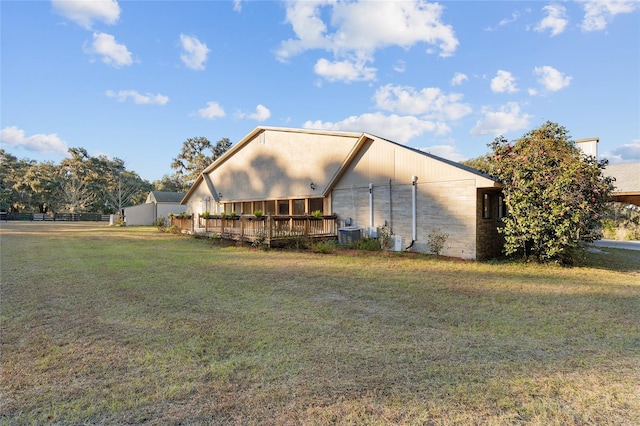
[392, 235, 404, 252]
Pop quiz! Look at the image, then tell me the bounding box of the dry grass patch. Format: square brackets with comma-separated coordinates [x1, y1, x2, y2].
[1, 222, 639, 425]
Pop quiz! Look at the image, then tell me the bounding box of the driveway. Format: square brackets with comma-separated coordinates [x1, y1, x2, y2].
[592, 240, 640, 251]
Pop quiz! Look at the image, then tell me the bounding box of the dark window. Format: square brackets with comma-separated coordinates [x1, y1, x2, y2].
[242, 202, 251, 214]
[265, 200, 275, 215]
[498, 195, 508, 219]
[293, 199, 305, 215]
[309, 198, 323, 214]
[277, 200, 289, 215]
[483, 193, 492, 219]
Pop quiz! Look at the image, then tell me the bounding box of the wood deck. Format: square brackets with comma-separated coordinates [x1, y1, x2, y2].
[171, 214, 338, 246]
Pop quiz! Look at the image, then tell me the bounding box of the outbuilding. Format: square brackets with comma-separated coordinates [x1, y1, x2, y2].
[123, 191, 186, 226]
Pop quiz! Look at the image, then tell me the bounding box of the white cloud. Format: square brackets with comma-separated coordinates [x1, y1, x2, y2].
[198, 102, 226, 119]
[314, 57, 376, 82]
[304, 112, 449, 143]
[277, 0, 458, 82]
[52, 0, 120, 30]
[105, 90, 169, 105]
[374, 84, 472, 121]
[393, 60, 406, 73]
[179, 34, 210, 71]
[420, 144, 466, 162]
[470, 102, 532, 136]
[233, 0, 242, 12]
[602, 139, 640, 163]
[451, 72, 468, 86]
[533, 65, 572, 92]
[485, 11, 521, 31]
[238, 104, 271, 122]
[490, 70, 518, 93]
[1, 126, 68, 155]
[535, 4, 568, 36]
[85, 32, 132, 68]
[579, 0, 639, 32]
[499, 11, 521, 27]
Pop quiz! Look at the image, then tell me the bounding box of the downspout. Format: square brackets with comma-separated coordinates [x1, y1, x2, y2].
[408, 175, 418, 249]
[369, 183, 373, 235]
[388, 179, 392, 233]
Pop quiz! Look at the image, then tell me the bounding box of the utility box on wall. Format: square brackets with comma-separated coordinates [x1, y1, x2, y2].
[392, 235, 404, 252]
[338, 226, 362, 245]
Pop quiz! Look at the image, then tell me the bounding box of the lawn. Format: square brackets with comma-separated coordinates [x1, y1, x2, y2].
[1, 222, 639, 425]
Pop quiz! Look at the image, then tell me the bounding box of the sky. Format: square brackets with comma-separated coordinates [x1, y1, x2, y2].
[1, 0, 639, 183]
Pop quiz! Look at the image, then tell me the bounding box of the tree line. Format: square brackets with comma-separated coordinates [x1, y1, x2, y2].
[0, 137, 231, 215]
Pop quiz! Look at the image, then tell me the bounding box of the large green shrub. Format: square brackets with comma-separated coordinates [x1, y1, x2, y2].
[487, 122, 614, 264]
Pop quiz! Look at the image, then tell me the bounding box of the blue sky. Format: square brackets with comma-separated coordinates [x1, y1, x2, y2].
[1, 0, 639, 182]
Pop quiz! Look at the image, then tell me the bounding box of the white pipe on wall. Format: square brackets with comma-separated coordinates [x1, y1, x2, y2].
[388, 179, 392, 232]
[412, 176, 418, 241]
[369, 183, 374, 233]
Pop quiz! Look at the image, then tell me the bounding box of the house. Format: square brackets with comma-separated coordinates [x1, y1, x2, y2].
[180, 127, 504, 260]
[123, 191, 186, 226]
[606, 162, 640, 206]
[576, 138, 640, 206]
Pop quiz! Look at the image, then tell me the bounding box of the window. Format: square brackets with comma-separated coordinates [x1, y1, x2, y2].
[242, 202, 252, 215]
[483, 193, 492, 219]
[309, 198, 323, 215]
[498, 195, 508, 219]
[265, 200, 275, 215]
[293, 199, 305, 215]
[202, 197, 211, 213]
[277, 200, 289, 215]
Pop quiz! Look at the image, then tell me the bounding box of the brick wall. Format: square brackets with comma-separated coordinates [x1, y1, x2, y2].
[475, 190, 504, 260]
[332, 179, 480, 259]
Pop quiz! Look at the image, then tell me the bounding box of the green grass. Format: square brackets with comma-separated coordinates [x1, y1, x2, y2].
[1, 222, 639, 425]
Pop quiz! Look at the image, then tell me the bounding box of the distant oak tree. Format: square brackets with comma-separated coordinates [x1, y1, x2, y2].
[171, 136, 231, 190]
[1, 148, 151, 214]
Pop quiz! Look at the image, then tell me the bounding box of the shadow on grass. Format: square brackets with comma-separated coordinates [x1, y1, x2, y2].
[2, 222, 639, 424]
[580, 247, 640, 273]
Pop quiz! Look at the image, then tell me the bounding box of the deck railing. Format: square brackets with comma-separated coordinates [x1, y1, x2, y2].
[170, 214, 338, 244]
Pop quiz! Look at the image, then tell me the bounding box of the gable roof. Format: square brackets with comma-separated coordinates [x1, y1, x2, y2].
[147, 191, 186, 204]
[182, 126, 500, 203]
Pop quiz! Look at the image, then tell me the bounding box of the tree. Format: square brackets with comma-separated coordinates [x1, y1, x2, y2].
[460, 155, 491, 175]
[0, 150, 36, 212]
[153, 174, 185, 192]
[98, 156, 151, 214]
[602, 203, 640, 240]
[171, 136, 231, 190]
[58, 148, 104, 212]
[23, 161, 63, 213]
[487, 121, 614, 264]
